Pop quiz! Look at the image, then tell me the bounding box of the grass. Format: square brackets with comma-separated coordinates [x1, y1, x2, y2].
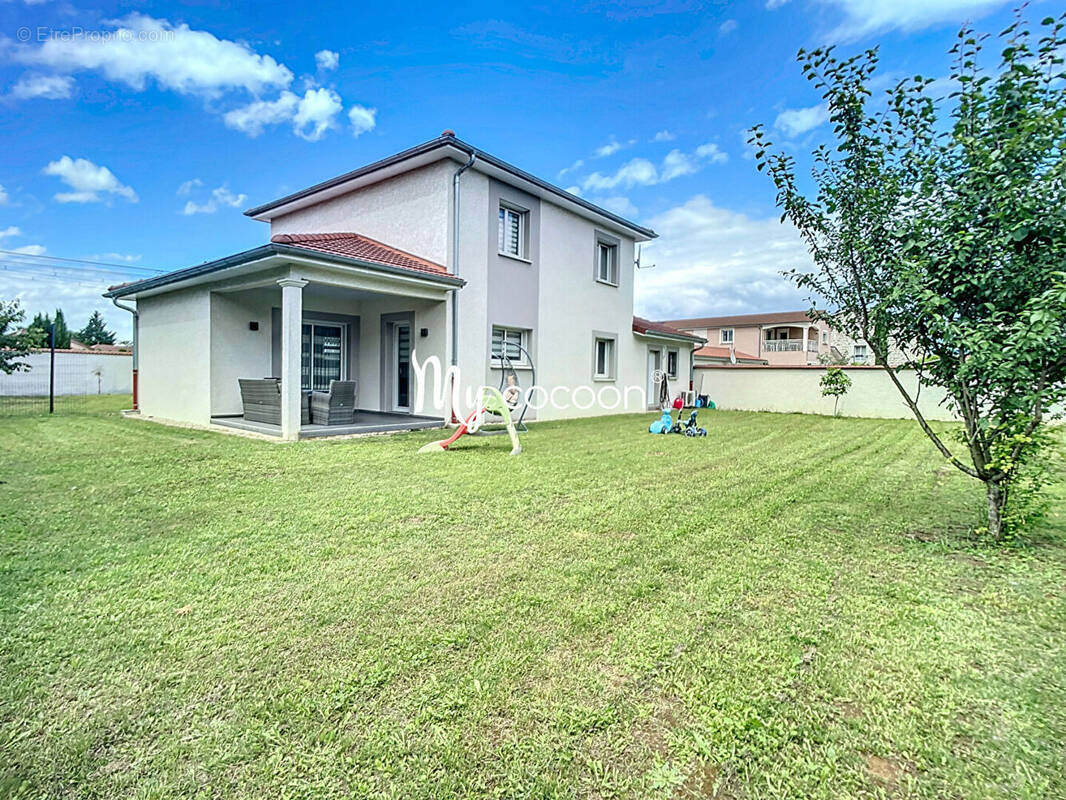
[1, 397, 1065, 799]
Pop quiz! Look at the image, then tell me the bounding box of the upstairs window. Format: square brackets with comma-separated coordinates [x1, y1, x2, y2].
[720, 328, 734, 344]
[498, 204, 527, 258]
[852, 344, 868, 361]
[596, 241, 619, 285]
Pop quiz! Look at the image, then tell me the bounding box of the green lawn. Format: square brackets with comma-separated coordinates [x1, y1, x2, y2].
[2, 398, 1065, 799]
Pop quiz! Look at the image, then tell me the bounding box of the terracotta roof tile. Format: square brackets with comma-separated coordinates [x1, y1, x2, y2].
[632, 316, 705, 342]
[694, 345, 765, 362]
[661, 310, 823, 329]
[270, 232, 448, 277]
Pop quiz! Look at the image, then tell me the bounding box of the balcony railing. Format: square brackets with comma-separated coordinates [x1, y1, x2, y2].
[763, 340, 820, 353]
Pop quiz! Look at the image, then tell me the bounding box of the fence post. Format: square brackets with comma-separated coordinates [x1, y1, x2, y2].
[49, 323, 55, 414]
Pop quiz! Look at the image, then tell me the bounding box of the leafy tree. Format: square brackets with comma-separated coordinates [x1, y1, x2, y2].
[28, 312, 51, 341]
[0, 299, 43, 374]
[750, 13, 1066, 540]
[820, 367, 852, 416]
[51, 308, 70, 349]
[77, 311, 116, 346]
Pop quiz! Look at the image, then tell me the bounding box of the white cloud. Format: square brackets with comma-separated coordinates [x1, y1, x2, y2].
[0, 184, 7, 205]
[223, 88, 348, 140]
[594, 139, 626, 158]
[565, 185, 582, 196]
[581, 143, 728, 191]
[11, 13, 293, 98]
[0, 225, 21, 241]
[558, 158, 585, 178]
[634, 195, 815, 321]
[597, 196, 638, 217]
[652, 130, 676, 142]
[11, 244, 46, 255]
[695, 142, 728, 163]
[293, 87, 343, 141]
[42, 156, 137, 204]
[821, 0, 1008, 38]
[766, 0, 789, 8]
[181, 184, 246, 215]
[9, 73, 75, 100]
[176, 178, 203, 196]
[719, 19, 738, 35]
[315, 49, 339, 71]
[222, 92, 299, 137]
[347, 104, 377, 137]
[583, 157, 659, 191]
[774, 104, 828, 137]
[661, 149, 701, 181]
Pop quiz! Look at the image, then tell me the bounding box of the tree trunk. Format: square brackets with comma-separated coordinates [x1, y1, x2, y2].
[985, 480, 1004, 541]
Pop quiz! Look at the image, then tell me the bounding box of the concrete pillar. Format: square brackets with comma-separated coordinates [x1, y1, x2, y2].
[278, 278, 308, 441]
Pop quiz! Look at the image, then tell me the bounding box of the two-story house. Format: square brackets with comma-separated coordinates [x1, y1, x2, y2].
[105, 132, 703, 439]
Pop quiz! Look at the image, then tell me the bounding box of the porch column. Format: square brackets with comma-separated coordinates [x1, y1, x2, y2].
[278, 278, 308, 441]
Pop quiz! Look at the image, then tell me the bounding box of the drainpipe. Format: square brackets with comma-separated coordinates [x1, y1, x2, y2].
[111, 296, 139, 410]
[450, 145, 476, 422]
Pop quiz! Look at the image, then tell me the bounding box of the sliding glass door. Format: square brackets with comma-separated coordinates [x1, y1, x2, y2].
[301, 322, 345, 392]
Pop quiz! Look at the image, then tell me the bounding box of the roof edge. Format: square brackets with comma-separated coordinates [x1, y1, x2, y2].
[244, 133, 657, 240]
[104, 243, 465, 299]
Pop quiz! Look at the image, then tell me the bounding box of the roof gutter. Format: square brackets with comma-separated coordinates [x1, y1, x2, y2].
[451, 149, 476, 368]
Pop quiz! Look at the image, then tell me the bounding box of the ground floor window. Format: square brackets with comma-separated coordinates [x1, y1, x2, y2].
[491, 326, 528, 364]
[594, 337, 614, 379]
[667, 349, 679, 379]
[301, 322, 345, 392]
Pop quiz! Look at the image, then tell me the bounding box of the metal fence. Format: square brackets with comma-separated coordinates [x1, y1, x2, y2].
[0, 339, 133, 416]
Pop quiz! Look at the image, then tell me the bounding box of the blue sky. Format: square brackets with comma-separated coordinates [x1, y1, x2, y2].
[0, 0, 1029, 339]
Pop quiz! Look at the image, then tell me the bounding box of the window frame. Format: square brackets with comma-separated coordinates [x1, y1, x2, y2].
[497, 203, 529, 260]
[591, 331, 618, 381]
[593, 232, 621, 287]
[490, 325, 529, 367]
[720, 328, 734, 345]
[666, 348, 679, 379]
[852, 343, 868, 361]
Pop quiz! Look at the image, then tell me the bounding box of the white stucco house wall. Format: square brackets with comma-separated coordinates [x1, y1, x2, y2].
[105, 132, 704, 439]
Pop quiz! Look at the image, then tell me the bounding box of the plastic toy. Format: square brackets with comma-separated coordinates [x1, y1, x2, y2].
[682, 410, 707, 437]
[418, 386, 521, 455]
[648, 409, 673, 434]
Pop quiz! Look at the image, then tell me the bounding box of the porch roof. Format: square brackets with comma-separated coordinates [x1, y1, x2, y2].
[104, 236, 464, 299]
[632, 316, 706, 344]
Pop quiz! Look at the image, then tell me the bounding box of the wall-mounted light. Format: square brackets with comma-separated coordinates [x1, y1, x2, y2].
[420, 327, 429, 338]
[249, 321, 259, 331]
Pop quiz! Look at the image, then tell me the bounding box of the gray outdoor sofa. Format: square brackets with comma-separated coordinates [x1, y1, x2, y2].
[238, 378, 309, 426]
[311, 380, 357, 425]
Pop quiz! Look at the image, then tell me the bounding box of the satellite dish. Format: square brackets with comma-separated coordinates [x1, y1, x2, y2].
[635, 244, 656, 270]
[729, 345, 737, 365]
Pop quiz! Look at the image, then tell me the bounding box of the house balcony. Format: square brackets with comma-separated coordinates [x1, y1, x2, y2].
[763, 340, 819, 353]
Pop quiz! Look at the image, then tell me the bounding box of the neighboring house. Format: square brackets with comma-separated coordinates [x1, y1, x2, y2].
[660, 310, 901, 367]
[105, 132, 703, 439]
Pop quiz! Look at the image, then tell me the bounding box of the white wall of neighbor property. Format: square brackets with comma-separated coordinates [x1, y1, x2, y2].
[137, 287, 213, 424]
[0, 351, 131, 396]
[269, 161, 454, 266]
[695, 366, 958, 421]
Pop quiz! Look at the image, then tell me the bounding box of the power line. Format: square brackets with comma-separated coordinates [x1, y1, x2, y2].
[0, 249, 166, 275]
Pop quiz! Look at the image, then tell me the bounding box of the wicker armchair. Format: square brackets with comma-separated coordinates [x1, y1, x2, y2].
[311, 380, 357, 425]
[238, 378, 309, 426]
